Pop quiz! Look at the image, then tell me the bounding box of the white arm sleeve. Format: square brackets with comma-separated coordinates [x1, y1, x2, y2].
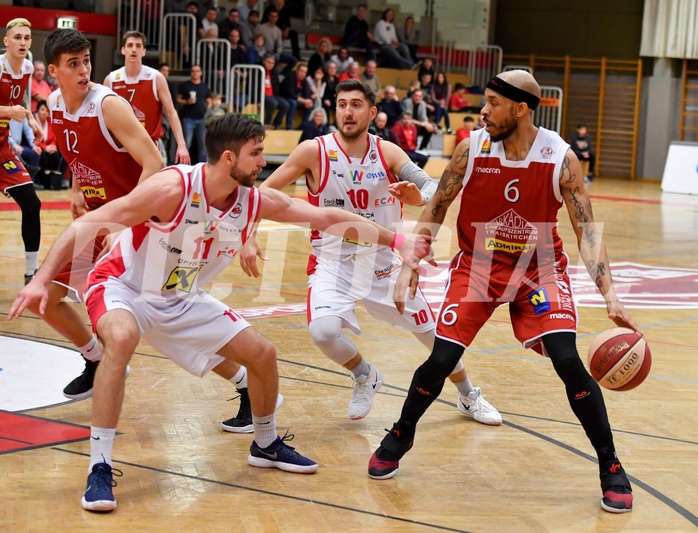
[398, 161, 437, 204]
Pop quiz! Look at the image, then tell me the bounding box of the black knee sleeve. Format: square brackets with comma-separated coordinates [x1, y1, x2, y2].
[417, 337, 465, 389]
[543, 332, 590, 389]
[7, 183, 41, 251]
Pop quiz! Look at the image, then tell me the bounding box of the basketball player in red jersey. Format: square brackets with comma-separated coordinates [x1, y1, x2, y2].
[0, 18, 43, 284]
[104, 31, 190, 165]
[368, 70, 641, 514]
[244, 79, 501, 425]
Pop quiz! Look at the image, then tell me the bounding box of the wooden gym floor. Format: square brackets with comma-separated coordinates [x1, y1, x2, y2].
[0, 178, 696, 532]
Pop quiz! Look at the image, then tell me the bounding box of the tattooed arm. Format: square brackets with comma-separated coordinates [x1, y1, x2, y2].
[394, 138, 470, 313]
[559, 148, 641, 332]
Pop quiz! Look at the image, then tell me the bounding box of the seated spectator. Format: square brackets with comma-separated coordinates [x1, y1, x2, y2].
[238, 0, 258, 21]
[261, 54, 290, 129]
[431, 71, 452, 133]
[330, 46, 353, 75]
[34, 100, 68, 189]
[300, 108, 330, 142]
[8, 116, 41, 184]
[374, 9, 413, 70]
[406, 79, 420, 99]
[400, 89, 438, 150]
[570, 123, 596, 182]
[263, 0, 301, 59]
[180, 1, 204, 68]
[391, 112, 429, 168]
[377, 85, 402, 127]
[218, 7, 241, 40]
[259, 8, 297, 75]
[280, 62, 314, 126]
[449, 82, 470, 112]
[338, 61, 360, 82]
[239, 9, 260, 48]
[397, 16, 418, 63]
[419, 71, 443, 128]
[322, 61, 340, 123]
[30, 60, 53, 114]
[369, 111, 392, 142]
[200, 6, 219, 39]
[341, 4, 374, 61]
[306, 66, 326, 111]
[204, 93, 226, 125]
[455, 115, 475, 144]
[308, 37, 332, 77]
[247, 33, 267, 65]
[360, 60, 381, 98]
[417, 57, 435, 80]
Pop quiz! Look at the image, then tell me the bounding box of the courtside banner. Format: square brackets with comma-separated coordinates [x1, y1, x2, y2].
[661, 141, 698, 195]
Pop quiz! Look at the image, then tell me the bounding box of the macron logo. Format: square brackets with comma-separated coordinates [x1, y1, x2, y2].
[475, 167, 500, 174]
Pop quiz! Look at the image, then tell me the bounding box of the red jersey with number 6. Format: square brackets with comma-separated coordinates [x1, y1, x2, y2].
[48, 84, 143, 211]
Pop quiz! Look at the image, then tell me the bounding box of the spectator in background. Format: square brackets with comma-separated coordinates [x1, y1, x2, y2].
[200, 6, 219, 38]
[417, 57, 434, 81]
[570, 123, 596, 182]
[33, 100, 66, 188]
[330, 46, 353, 75]
[391, 111, 428, 168]
[431, 71, 452, 133]
[261, 54, 290, 129]
[377, 85, 402, 127]
[158, 62, 176, 163]
[8, 117, 41, 185]
[239, 9, 260, 47]
[263, 0, 301, 60]
[30, 60, 53, 113]
[368, 111, 392, 141]
[259, 8, 297, 75]
[228, 28, 249, 111]
[401, 89, 437, 150]
[306, 66, 326, 111]
[204, 93, 225, 125]
[360, 60, 381, 98]
[449, 82, 470, 112]
[300, 107, 330, 142]
[308, 37, 332, 77]
[455, 115, 475, 144]
[246, 33, 267, 65]
[397, 15, 418, 63]
[322, 60, 340, 122]
[280, 62, 314, 126]
[218, 7, 241, 39]
[238, 0, 257, 21]
[180, 1, 203, 67]
[374, 8, 413, 70]
[341, 4, 374, 62]
[176, 64, 212, 163]
[338, 61, 360, 82]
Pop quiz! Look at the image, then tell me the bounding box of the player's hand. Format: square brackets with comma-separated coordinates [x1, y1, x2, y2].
[71, 191, 88, 220]
[8, 105, 27, 122]
[175, 144, 191, 165]
[8, 277, 49, 320]
[393, 265, 421, 314]
[396, 233, 436, 270]
[28, 116, 44, 144]
[239, 235, 267, 278]
[388, 181, 425, 206]
[606, 300, 642, 335]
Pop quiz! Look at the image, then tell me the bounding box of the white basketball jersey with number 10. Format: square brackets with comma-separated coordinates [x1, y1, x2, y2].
[309, 132, 401, 257]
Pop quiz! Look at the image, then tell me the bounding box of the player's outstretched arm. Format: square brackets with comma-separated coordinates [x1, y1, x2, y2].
[9, 170, 185, 319]
[258, 188, 435, 269]
[559, 148, 641, 333]
[102, 94, 165, 182]
[259, 140, 319, 191]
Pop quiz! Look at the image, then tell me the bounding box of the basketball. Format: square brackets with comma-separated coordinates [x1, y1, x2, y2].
[587, 328, 651, 391]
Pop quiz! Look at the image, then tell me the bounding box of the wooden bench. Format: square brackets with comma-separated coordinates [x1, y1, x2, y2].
[442, 134, 457, 157]
[442, 112, 481, 130]
[263, 129, 302, 165]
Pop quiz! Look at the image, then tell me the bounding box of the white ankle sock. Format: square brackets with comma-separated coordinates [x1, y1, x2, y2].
[89, 427, 116, 471]
[230, 365, 248, 390]
[25, 252, 38, 277]
[78, 335, 103, 362]
[453, 375, 475, 397]
[350, 359, 370, 378]
[253, 413, 277, 449]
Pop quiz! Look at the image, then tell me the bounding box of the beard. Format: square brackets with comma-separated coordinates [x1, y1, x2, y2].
[338, 121, 366, 141]
[230, 163, 256, 187]
[488, 114, 517, 142]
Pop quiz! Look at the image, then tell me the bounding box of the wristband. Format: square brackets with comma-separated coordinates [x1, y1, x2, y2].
[391, 232, 406, 250]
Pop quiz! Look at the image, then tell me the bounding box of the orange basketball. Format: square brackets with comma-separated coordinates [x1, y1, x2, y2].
[587, 328, 651, 391]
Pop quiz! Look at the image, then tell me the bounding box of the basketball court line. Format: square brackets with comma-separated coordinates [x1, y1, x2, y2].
[53, 448, 475, 533]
